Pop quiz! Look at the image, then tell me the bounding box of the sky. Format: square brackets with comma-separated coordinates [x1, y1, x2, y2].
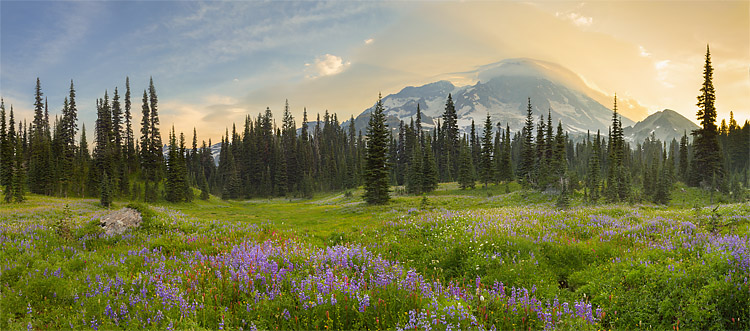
[1, 1, 748, 142]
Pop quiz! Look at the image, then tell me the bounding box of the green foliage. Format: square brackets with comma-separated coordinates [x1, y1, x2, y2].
[457, 142, 476, 189]
[363, 94, 390, 205]
[690, 45, 725, 189]
[1, 189, 748, 330]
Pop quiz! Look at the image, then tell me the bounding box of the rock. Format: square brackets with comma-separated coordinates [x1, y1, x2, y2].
[100, 207, 142, 236]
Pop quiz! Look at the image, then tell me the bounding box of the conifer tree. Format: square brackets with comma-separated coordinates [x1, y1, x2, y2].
[148, 78, 162, 183]
[12, 125, 25, 203]
[0, 100, 10, 190]
[76, 123, 90, 197]
[199, 169, 210, 200]
[29, 78, 52, 194]
[421, 134, 438, 193]
[139, 90, 152, 189]
[100, 172, 111, 208]
[363, 94, 390, 204]
[165, 128, 180, 202]
[457, 139, 476, 189]
[442, 94, 459, 180]
[587, 130, 602, 202]
[498, 124, 514, 182]
[690, 45, 724, 189]
[653, 150, 672, 204]
[124, 77, 136, 172]
[406, 140, 423, 194]
[678, 131, 689, 182]
[606, 95, 630, 202]
[470, 120, 480, 169]
[535, 114, 548, 189]
[519, 98, 536, 187]
[553, 121, 568, 187]
[57, 80, 78, 196]
[480, 112, 494, 187]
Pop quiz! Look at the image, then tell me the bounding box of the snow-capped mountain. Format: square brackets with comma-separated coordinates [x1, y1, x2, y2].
[623, 109, 699, 144]
[348, 58, 635, 135]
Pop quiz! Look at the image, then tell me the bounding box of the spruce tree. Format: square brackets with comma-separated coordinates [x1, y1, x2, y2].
[180, 132, 192, 201]
[498, 124, 514, 182]
[690, 45, 724, 189]
[553, 121, 568, 188]
[535, 114, 548, 189]
[653, 150, 672, 205]
[442, 94, 459, 180]
[12, 126, 25, 203]
[519, 98, 536, 187]
[100, 171, 111, 208]
[480, 112, 494, 187]
[29, 78, 52, 194]
[421, 134, 438, 193]
[587, 130, 602, 202]
[124, 77, 136, 172]
[148, 78, 162, 183]
[406, 141, 423, 194]
[457, 139, 476, 189]
[0, 100, 10, 190]
[199, 170, 210, 200]
[363, 94, 390, 204]
[165, 128, 181, 202]
[678, 131, 689, 182]
[76, 123, 90, 197]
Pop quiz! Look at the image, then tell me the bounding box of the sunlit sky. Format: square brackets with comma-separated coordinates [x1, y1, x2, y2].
[1, 1, 748, 142]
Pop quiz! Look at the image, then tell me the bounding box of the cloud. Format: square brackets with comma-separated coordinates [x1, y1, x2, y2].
[555, 11, 593, 27]
[365, 38, 374, 44]
[639, 45, 651, 57]
[306, 54, 351, 78]
[654, 60, 674, 88]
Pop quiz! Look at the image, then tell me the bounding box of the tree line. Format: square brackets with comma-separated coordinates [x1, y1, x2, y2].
[1, 45, 747, 206]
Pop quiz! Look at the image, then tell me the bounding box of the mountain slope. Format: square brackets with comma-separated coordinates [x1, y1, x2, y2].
[624, 109, 699, 144]
[349, 58, 634, 135]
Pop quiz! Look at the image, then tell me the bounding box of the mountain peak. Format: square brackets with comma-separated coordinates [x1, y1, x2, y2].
[624, 109, 699, 143]
[351, 58, 636, 136]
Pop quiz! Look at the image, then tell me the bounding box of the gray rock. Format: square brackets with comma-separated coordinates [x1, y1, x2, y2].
[100, 208, 142, 236]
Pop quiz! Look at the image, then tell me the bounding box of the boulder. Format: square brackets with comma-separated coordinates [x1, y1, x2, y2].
[100, 207, 142, 236]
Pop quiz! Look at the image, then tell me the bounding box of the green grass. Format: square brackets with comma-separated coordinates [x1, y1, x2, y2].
[1, 182, 748, 330]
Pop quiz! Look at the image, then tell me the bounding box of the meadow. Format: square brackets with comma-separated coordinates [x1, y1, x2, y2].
[1, 184, 748, 330]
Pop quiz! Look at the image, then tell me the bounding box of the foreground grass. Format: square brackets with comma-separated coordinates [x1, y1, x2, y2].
[1, 184, 748, 330]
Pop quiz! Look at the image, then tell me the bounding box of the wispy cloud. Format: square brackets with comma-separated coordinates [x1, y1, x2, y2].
[555, 11, 593, 28]
[639, 45, 651, 57]
[365, 38, 375, 45]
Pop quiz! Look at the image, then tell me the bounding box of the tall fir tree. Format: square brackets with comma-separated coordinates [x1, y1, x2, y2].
[457, 138, 476, 189]
[421, 134, 439, 193]
[29, 78, 52, 194]
[363, 94, 390, 204]
[497, 124, 514, 182]
[148, 78, 162, 183]
[0, 100, 10, 191]
[479, 112, 494, 187]
[442, 94, 459, 180]
[124, 77, 136, 172]
[76, 123, 90, 197]
[12, 122, 25, 203]
[519, 98, 536, 187]
[689, 45, 724, 189]
[678, 131, 689, 182]
[587, 130, 602, 202]
[406, 139, 423, 194]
